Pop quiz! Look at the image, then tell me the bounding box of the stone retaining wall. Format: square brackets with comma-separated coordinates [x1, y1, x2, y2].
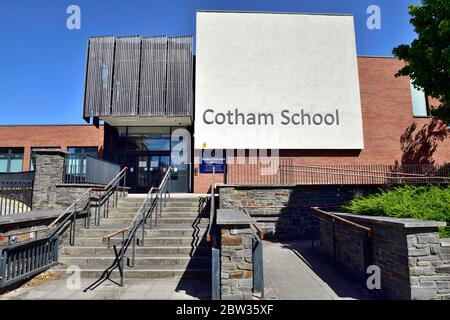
[319, 212, 450, 300]
[218, 185, 379, 239]
[31, 149, 109, 210]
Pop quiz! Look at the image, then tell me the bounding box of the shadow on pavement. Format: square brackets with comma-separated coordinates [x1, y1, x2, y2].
[278, 240, 383, 300]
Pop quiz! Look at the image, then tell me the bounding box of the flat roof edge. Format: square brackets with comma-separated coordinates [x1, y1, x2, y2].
[196, 10, 354, 17]
[358, 55, 396, 59]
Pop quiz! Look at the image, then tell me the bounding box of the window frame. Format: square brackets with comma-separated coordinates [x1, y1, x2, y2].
[0, 147, 25, 173]
[410, 80, 430, 118]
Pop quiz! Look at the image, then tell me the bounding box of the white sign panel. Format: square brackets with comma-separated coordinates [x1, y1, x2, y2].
[194, 12, 364, 150]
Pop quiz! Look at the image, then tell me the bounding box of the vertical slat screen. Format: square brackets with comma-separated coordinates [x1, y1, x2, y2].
[83, 35, 193, 119]
[83, 36, 115, 117]
[139, 36, 168, 116]
[111, 36, 141, 116]
[166, 36, 193, 117]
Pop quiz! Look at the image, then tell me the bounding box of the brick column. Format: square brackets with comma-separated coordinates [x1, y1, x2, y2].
[32, 149, 66, 210]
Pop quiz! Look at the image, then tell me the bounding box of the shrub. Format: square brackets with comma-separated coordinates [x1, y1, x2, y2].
[341, 185, 450, 238]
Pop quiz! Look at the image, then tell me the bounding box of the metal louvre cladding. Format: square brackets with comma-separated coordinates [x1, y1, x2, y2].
[166, 36, 193, 117]
[83, 36, 115, 117]
[139, 36, 168, 116]
[83, 36, 193, 118]
[112, 36, 141, 116]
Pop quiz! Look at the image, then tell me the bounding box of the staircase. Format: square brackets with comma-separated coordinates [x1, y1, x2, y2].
[54, 195, 211, 280]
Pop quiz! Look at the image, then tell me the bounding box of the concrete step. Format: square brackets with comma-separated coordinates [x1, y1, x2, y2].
[165, 201, 209, 208]
[156, 217, 209, 224]
[102, 217, 209, 225]
[164, 197, 208, 202]
[52, 264, 211, 279]
[163, 207, 203, 213]
[61, 245, 210, 256]
[107, 212, 208, 219]
[75, 225, 208, 238]
[112, 205, 205, 212]
[59, 254, 211, 267]
[74, 236, 207, 247]
[115, 203, 145, 209]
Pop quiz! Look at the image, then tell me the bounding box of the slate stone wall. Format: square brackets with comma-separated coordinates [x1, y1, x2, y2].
[220, 226, 254, 300]
[32, 150, 66, 210]
[218, 185, 379, 239]
[320, 213, 450, 300]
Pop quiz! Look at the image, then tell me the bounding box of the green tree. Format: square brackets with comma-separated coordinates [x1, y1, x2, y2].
[393, 0, 450, 123]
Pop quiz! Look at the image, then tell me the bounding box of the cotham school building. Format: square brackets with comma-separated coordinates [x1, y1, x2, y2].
[1, 11, 449, 193]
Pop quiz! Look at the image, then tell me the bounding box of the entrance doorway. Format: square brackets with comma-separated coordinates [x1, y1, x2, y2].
[128, 153, 170, 193]
[104, 126, 192, 194]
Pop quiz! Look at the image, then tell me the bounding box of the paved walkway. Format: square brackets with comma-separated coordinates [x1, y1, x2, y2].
[1, 240, 378, 300]
[263, 240, 378, 300]
[0, 277, 211, 300]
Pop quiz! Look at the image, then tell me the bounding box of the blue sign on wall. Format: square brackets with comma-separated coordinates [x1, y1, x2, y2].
[200, 152, 226, 174]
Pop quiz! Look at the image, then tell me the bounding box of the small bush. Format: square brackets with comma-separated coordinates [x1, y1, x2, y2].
[341, 185, 450, 238]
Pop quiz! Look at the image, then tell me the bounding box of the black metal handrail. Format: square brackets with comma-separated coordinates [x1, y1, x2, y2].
[84, 167, 172, 290]
[0, 167, 128, 288]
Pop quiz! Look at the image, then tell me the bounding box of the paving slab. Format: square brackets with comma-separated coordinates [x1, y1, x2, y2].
[263, 240, 379, 300]
[0, 277, 210, 300]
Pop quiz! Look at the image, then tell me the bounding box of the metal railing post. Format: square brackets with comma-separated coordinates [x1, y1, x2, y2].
[211, 243, 221, 300]
[123, 174, 127, 197]
[155, 195, 159, 226]
[131, 235, 136, 268]
[95, 197, 100, 226]
[86, 201, 91, 229]
[159, 189, 163, 218]
[106, 197, 110, 218]
[168, 168, 171, 196]
[332, 218, 336, 264]
[0, 249, 5, 288]
[115, 185, 118, 207]
[54, 238, 60, 263]
[253, 238, 264, 298]
[70, 204, 77, 246]
[120, 232, 125, 287]
[141, 209, 146, 246]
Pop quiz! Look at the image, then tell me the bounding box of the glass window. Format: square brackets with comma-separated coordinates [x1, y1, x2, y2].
[410, 81, 429, 117]
[68, 147, 98, 157]
[0, 149, 8, 173]
[127, 127, 171, 151]
[0, 148, 24, 173]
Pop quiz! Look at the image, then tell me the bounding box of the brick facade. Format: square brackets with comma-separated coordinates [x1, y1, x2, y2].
[0, 125, 104, 171]
[193, 57, 450, 193]
[2, 59, 449, 194]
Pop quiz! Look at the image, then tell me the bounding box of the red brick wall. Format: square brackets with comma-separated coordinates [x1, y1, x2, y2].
[0, 125, 104, 171]
[193, 154, 225, 194]
[193, 57, 450, 193]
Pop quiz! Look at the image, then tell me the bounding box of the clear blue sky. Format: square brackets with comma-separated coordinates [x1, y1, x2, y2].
[0, 0, 419, 125]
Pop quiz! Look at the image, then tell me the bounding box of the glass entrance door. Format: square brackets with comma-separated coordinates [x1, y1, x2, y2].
[130, 153, 170, 193]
